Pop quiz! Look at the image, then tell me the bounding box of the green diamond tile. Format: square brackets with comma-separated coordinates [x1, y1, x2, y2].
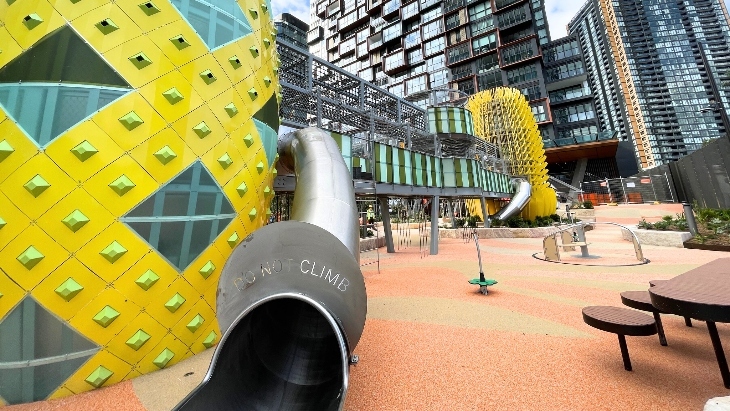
[256, 161, 264, 174]
[247, 88, 258, 101]
[24, 174, 50, 197]
[248, 207, 257, 220]
[135, 269, 160, 291]
[95, 19, 119, 35]
[199, 261, 215, 279]
[193, 121, 211, 138]
[70, 140, 98, 162]
[186, 314, 205, 333]
[93, 305, 120, 328]
[224, 103, 238, 117]
[62, 209, 90, 232]
[202, 331, 217, 348]
[0, 217, 5, 230]
[199, 69, 216, 84]
[263, 76, 271, 87]
[229, 55, 242, 69]
[108, 175, 136, 196]
[266, 207, 272, 217]
[55, 277, 84, 301]
[85, 366, 113, 388]
[17, 246, 44, 270]
[263, 186, 271, 196]
[236, 182, 248, 197]
[242, 134, 254, 148]
[170, 35, 190, 50]
[22, 14, 43, 30]
[126, 329, 151, 351]
[139, 1, 161, 15]
[217, 153, 232, 169]
[249, 45, 259, 57]
[162, 87, 184, 105]
[153, 348, 175, 368]
[129, 53, 152, 69]
[118, 111, 144, 130]
[0, 140, 15, 162]
[154, 145, 177, 165]
[100, 241, 128, 263]
[248, 8, 258, 19]
[227, 232, 239, 248]
[261, 2, 268, 12]
[263, 38, 271, 48]
[272, 168, 278, 177]
[164, 293, 186, 313]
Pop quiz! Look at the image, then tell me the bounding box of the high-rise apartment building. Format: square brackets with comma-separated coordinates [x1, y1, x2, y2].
[568, 0, 730, 169]
[274, 13, 309, 50]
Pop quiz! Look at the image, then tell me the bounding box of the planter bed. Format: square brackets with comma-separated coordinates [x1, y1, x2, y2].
[683, 241, 730, 252]
[621, 226, 692, 248]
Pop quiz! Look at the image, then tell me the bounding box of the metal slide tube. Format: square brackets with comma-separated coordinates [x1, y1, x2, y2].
[175, 128, 366, 411]
[493, 178, 531, 220]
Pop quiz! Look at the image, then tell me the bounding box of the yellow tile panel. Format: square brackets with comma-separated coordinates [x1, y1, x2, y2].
[180, 242, 225, 294]
[35, 189, 115, 252]
[170, 299, 215, 345]
[101, 35, 176, 89]
[90, 92, 167, 152]
[147, 18, 208, 68]
[221, 167, 256, 212]
[31, 257, 107, 321]
[68, 288, 141, 345]
[106, 311, 169, 366]
[0, 154, 77, 220]
[170, 104, 227, 157]
[74, 222, 151, 283]
[0, 267, 27, 321]
[129, 127, 196, 185]
[144, 277, 198, 329]
[0, 224, 70, 291]
[49, 0, 111, 21]
[47, 386, 74, 401]
[115, 0, 181, 34]
[137, 70, 205, 124]
[83, 154, 159, 217]
[112, 251, 179, 309]
[191, 320, 220, 354]
[178, 54, 233, 102]
[208, 88, 251, 134]
[2, 0, 66, 49]
[200, 137, 246, 186]
[0, 27, 23, 69]
[70, 3, 144, 53]
[0, 191, 32, 252]
[0, 120, 41, 185]
[62, 349, 134, 393]
[137, 331, 192, 374]
[44, 120, 126, 183]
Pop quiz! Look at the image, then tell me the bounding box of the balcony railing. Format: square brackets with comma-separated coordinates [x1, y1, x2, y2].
[546, 131, 618, 147]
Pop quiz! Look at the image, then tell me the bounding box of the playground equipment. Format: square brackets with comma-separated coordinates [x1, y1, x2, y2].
[466, 232, 497, 295]
[176, 128, 366, 411]
[541, 222, 647, 264]
[464, 177, 532, 223]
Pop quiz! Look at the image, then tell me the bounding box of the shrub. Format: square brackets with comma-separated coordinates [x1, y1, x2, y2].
[582, 200, 594, 209]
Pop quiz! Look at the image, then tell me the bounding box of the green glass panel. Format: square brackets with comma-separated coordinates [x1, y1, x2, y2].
[169, 0, 252, 50]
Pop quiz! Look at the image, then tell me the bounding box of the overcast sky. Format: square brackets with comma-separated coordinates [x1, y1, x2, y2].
[272, 0, 730, 40]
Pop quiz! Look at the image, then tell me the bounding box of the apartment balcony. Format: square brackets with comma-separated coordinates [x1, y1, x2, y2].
[543, 131, 619, 163]
[382, 0, 401, 18]
[494, 0, 527, 11]
[443, 0, 467, 13]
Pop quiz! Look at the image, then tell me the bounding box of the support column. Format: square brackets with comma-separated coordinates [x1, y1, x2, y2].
[430, 195, 439, 255]
[570, 158, 588, 202]
[447, 200, 456, 229]
[575, 225, 589, 257]
[379, 197, 395, 253]
[480, 197, 489, 227]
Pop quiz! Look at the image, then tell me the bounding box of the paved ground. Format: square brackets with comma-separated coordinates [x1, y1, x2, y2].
[5, 203, 729, 410]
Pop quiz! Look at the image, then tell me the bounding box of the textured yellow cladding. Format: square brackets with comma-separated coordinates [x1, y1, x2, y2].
[0, 0, 278, 401]
[466, 88, 556, 219]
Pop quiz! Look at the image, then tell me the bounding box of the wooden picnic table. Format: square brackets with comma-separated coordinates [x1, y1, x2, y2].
[649, 258, 730, 389]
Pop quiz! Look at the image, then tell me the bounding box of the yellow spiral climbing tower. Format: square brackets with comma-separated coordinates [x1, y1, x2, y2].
[465, 87, 556, 220]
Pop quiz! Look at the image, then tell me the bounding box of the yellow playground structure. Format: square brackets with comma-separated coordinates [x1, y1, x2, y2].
[465, 87, 556, 220]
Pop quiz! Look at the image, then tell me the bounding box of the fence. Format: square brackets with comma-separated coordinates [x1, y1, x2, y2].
[580, 172, 675, 204]
[668, 137, 730, 209]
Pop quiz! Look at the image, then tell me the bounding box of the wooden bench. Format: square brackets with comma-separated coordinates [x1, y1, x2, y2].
[582, 306, 657, 371]
[561, 242, 590, 249]
[620, 291, 668, 346]
[650, 280, 693, 327]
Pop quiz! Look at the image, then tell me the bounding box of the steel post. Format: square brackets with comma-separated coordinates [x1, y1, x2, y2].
[379, 197, 395, 253]
[480, 197, 489, 227]
[430, 196, 439, 255]
[683, 202, 699, 236]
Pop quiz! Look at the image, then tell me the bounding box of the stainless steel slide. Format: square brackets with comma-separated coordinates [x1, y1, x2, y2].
[175, 128, 367, 411]
[492, 178, 531, 221]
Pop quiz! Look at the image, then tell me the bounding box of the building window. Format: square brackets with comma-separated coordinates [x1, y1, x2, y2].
[477, 69, 502, 90]
[470, 15, 494, 36]
[545, 60, 585, 82]
[457, 78, 476, 95]
[496, 7, 526, 27]
[430, 69, 449, 88]
[423, 37, 446, 56]
[553, 103, 595, 124]
[471, 33, 497, 55]
[384, 51, 406, 71]
[383, 23, 402, 42]
[501, 41, 533, 65]
[445, 13, 463, 30]
[506, 64, 538, 84]
[557, 125, 598, 139]
[501, 27, 532, 44]
[446, 42, 471, 64]
[475, 53, 499, 74]
[544, 39, 580, 62]
[452, 63, 473, 80]
[531, 103, 547, 122]
[520, 83, 542, 100]
[549, 81, 591, 103]
[407, 48, 424, 64]
[422, 19, 444, 40]
[468, 1, 492, 21]
[405, 74, 428, 95]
